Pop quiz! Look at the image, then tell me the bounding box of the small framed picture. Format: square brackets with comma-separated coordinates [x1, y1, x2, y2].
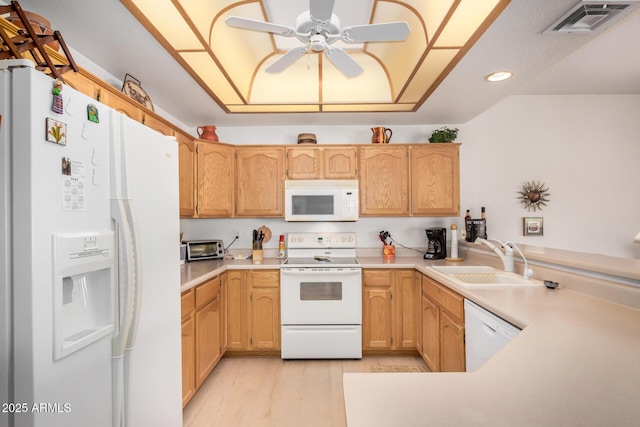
[523, 217, 543, 236]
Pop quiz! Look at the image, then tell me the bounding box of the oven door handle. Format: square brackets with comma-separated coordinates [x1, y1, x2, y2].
[281, 268, 361, 275]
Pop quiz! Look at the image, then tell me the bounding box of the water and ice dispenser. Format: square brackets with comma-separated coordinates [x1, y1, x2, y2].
[52, 232, 115, 360]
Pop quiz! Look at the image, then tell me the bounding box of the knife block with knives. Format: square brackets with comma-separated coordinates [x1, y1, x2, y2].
[252, 229, 264, 264]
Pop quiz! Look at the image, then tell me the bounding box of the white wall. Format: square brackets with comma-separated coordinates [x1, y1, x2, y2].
[461, 95, 640, 259]
[183, 94, 640, 259]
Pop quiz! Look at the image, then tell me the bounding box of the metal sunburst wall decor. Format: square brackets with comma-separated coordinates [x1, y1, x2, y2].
[518, 180, 550, 211]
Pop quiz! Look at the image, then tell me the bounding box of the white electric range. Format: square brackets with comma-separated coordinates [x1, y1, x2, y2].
[280, 232, 362, 359]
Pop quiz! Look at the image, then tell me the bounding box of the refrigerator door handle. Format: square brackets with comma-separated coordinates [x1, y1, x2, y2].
[124, 198, 143, 350]
[111, 198, 135, 427]
[111, 199, 135, 357]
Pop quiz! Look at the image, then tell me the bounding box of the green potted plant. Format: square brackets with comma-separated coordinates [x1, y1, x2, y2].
[428, 127, 458, 143]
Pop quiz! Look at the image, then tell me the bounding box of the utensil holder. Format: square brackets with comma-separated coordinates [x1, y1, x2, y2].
[383, 244, 395, 259]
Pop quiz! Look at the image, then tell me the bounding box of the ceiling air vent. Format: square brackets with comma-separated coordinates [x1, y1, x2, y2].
[544, 1, 639, 34]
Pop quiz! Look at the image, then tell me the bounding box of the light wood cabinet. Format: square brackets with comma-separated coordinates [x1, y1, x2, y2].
[194, 276, 222, 388]
[226, 270, 248, 350]
[248, 270, 280, 350]
[194, 293, 220, 388]
[180, 289, 195, 407]
[363, 285, 393, 349]
[440, 310, 465, 372]
[421, 294, 440, 371]
[220, 272, 228, 355]
[362, 269, 416, 351]
[62, 71, 100, 100]
[414, 272, 422, 353]
[101, 90, 143, 122]
[196, 142, 234, 217]
[142, 113, 175, 137]
[324, 147, 358, 179]
[181, 275, 223, 407]
[286, 146, 357, 179]
[410, 144, 460, 216]
[395, 269, 417, 349]
[177, 133, 196, 217]
[226, 270, 280, 352]
[420, 274, 465, 372]
[250, 287, 280, 349]
[235, 147, 285, 217]
[358, 146, 409, 216]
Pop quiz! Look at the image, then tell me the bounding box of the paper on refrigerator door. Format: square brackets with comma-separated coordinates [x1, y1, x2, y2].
[62, 158, 86, 211]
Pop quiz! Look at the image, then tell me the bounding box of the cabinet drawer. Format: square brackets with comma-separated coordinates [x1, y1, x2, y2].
[249, 270, 279, 288]
[195, 276, 221, 308]
[181, 289, 195, 320]
[363, 269, 393, 288]
[422, 275, 464, 323]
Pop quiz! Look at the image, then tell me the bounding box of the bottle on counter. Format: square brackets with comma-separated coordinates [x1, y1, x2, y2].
[278, 234, 286, 258]
[464, 209, 472, 242]
[481, 206, 487, 239]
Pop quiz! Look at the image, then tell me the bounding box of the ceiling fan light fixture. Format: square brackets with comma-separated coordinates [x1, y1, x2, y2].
[485, 71, 513, 82]
[309, 34, 326, 52]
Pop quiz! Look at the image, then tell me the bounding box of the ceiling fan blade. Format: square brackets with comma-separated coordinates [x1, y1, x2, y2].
[310, 0, 335, 22]
[341, 21, 411, 43]
[266, 47, 308, 73]
[324, 48, 363, 78]
[225, 16, 296, 36]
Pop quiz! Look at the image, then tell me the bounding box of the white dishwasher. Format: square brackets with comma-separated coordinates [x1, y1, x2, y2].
[464, 299, 521, 372]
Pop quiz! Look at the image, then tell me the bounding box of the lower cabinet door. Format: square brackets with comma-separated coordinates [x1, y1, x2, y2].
[181, 315, 195, 407]
[421, 295, 440, 371]
[195, 295, 221, 388]
[440, 310, 465, 372]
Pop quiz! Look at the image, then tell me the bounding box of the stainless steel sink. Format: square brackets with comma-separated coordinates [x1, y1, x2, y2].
[428, 266, 543, 288]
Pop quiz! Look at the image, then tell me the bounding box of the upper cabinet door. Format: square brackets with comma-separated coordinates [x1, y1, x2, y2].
[322, 147, 357, 179]
[358, 146, 409, 216]
[177, 133, 196, 217]
[286, 147, 320, 179]
[410, 144, 460, 216]
[197, 142, 234, 217]
[286, 146, 357, 179]
[235, 147, 285, 217]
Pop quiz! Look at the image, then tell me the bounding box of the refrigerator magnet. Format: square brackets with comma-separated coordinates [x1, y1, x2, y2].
[52, 79, 64, 114]
[46, 118, 67, 145]
[87, 104, 99, 123]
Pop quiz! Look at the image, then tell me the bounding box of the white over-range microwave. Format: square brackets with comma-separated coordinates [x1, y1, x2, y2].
[284, 180, 359, 222]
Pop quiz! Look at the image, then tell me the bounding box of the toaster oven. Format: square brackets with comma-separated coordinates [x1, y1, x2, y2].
[184, 240, 225, 261]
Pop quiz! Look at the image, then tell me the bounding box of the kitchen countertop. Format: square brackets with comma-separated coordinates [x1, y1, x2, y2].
[343, 261, 640, 427]
[180, 257, 285, 291]
[180, 254, 640, 426]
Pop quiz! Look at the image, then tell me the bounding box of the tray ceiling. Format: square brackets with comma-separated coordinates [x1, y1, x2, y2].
[121, 0, 510, 114]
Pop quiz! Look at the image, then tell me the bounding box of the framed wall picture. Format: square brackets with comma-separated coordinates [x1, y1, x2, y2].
[523, 217, 543, 236]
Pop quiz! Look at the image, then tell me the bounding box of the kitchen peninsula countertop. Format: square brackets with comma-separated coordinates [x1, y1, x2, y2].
[180, 253, 640, 426]
[343, 259, 640, 427]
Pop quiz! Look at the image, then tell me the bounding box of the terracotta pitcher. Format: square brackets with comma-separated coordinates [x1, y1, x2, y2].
[371, 127, 392, 144]
[197, 125, 219, 142]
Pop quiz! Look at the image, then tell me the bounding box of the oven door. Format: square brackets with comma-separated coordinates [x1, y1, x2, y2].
[280, 267, 362, 324]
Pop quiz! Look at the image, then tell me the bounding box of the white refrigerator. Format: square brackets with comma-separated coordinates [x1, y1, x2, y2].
[0, 61, 182, 427]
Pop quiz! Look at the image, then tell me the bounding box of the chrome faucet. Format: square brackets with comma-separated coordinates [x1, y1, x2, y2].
[474, 238, 514, 272]
[474, 238, 533, 279]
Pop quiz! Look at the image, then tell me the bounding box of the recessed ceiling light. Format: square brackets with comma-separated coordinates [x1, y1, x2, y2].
[486, 71, 513, 82]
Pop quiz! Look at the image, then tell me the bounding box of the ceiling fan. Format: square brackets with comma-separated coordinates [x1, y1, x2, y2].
[225, 0, 411, 78]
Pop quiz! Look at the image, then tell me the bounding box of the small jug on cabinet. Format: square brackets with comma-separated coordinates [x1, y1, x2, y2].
[371, 127, 392, 144]
[197, 125, 219, 142]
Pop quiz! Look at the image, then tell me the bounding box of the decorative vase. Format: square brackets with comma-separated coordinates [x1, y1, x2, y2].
[197, 125, 219, 142]
[371, 127, 392, 144]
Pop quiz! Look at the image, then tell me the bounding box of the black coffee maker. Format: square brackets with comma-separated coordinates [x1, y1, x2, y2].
[424, 227, 447, 260]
